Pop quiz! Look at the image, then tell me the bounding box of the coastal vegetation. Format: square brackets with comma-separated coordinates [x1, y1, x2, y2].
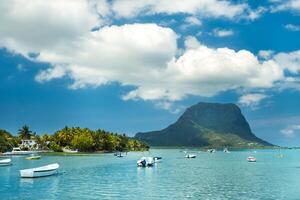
[0, 126, 149, 153]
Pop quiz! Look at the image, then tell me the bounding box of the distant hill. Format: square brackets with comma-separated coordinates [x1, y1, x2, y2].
[135, 102, 273, 147]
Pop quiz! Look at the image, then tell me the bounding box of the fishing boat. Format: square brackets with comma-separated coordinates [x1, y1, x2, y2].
[20, 163, 59, 178]
[0, 158, 12, 166]
[26, 155, 41, 160]
[247, 156, 256, 162]
[62, 147, 78, 153]
[185, 154, 196, 158]
[137, 157, 154, 167]
[4, 147, 37, 155]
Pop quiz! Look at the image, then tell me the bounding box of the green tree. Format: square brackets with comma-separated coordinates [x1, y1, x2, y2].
[71, 129, 95, 151]
[0, 129, 17, 152]
[18, 125, 32, 139]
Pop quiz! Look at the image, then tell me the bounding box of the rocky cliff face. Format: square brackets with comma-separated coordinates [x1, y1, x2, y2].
[135, 102, 272, 147]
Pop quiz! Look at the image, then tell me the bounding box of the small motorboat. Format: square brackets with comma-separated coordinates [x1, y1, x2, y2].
[137, 157, 154, 167]
[62, 147, 78, 153]
[116, 153, 123, 158]
[207, 149, 216, 153]
[247, 156, 256, 162]
[185, 154, 196, 158]
[153, 157, 162, 163]
[20, 163, 59, 178]
[223, 148, 230, 153]
[0, 158, 12, 166]
[26, 155, 41, 160]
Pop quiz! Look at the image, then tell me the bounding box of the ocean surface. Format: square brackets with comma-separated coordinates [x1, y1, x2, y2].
[0, 149, 300, 200]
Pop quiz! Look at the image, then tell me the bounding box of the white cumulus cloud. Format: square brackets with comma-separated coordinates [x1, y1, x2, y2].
[111, 0, 249, 19]
[1, 0, 300, 112]
[213, 29, 234, 37]
[281, 124, 300, 138]
[238, 93, 269, 107]
[284, 24, 300, 31]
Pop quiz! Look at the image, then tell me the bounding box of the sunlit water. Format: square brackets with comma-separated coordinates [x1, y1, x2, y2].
[1, 149, 300, 200]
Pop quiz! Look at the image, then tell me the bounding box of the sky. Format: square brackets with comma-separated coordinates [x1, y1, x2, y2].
[0, 0, 300, 146]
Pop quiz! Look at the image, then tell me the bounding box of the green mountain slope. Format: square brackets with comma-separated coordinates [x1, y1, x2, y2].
[135, 102, 273, 147]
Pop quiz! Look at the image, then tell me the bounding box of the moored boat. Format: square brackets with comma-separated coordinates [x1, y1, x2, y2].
[185, 154, 196, 158]
[62, 147, 78, 153]
[207, 149, 216, 153]
[223, 148, 230, 153]
[20, 163, 59, 178]
[247, 156, 256, 162]
[4, 147, 38, 155]
[26, 155, 41, 160]
[137, 157, 154, 167]
[0, 158, 12, 166]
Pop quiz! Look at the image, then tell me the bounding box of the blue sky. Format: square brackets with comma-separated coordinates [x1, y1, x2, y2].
[0, 0, 300, 146]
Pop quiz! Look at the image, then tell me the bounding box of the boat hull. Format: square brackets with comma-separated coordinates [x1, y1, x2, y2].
[0, 159, 12, 166]
[26, 156, 41, 160]
[20, 169, 58, 178]
[4, 151, 39, 155]
[20, 163, 59, 178]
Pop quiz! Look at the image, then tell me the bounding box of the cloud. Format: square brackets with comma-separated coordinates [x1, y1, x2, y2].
[281, 124, 300, 137]
[238, 93, 269, 108]
[111, 0, 249, 20]
[271, 0, 300, 13]
[35, 65, 68, 83]
[284, 24, 300, 31]
[213, 29, 234, 37]
[154, 101, 183, 114]
[184, 16, 202, 26]
[258, 50, 275, 59]
[0, 0, 300, 110]
[273, 50, 300, 74]
[247, 7, 267, 20]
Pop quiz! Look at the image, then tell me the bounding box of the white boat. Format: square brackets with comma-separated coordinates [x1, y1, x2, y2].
[20, 163, 59, 178]
[114, 152, 123, 157]
[62, 147, 78, 153]
[4, 147, 37, 155]
[185, 154, 196, 158]
[137, 157, 154, 167]
[0, 158, 12, 166]
[223, 148, 230, 153]
[207, 149, 216, 153]
[247, 156, 256, 162]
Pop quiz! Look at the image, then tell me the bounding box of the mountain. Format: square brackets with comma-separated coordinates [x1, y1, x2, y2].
[135, 102, 273, 147]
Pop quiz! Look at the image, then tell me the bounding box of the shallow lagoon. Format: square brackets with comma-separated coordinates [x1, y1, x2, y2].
[1, 149, 300, 200]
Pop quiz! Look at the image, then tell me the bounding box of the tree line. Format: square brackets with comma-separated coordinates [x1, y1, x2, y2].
[0, 125, 149, 152]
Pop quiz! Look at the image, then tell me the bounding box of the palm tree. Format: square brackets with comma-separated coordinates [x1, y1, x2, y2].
[18, 125, 32, 139]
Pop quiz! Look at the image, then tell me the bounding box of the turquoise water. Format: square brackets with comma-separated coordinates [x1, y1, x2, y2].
[1, 149, 300, 200]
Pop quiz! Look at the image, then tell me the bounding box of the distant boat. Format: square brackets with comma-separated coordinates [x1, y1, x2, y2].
[153, 157, 162, 163]
[20, 163, 59, 178]
[114, 152, 123, 157]
[4, 147, 37, 155]
[26, 155, 41, 160]
[223, 148, 230, 153]
[185, 154, 196, 158]
[247, 156, 256, 162]
[137, 157, 154, 167]
[0, 158, 12, 166]
[207, 149, 216, 153]
[62, 147, 78, 153]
